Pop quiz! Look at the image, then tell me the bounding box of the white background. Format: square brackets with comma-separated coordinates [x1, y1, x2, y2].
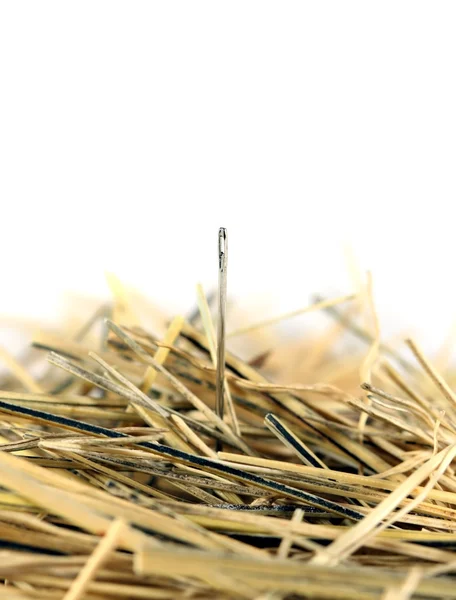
[1, 2, 455, 356]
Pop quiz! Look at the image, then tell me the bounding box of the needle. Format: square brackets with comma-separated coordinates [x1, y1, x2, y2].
[216, 228, 228, 422]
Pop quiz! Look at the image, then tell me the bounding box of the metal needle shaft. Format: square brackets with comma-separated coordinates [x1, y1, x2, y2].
[216, 228, 228, 422]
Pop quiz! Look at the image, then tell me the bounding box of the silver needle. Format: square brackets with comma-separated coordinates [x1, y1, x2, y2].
[216, 227, 228, 421]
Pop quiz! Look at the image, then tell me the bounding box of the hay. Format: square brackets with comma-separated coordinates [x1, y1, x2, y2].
[0, 263, 456, 599]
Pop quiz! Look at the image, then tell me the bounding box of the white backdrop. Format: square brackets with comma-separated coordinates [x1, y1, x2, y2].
[1, 2, 455, 356]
